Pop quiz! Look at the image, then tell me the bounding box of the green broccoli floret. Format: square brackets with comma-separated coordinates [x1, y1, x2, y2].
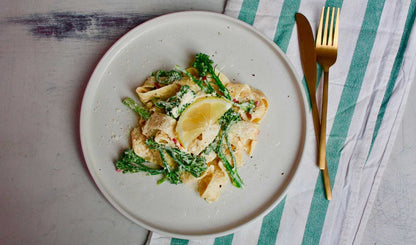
[115, 149, 164, 175]
[146, 138, 207, 183]
[115, 139, 207, 185]
[154, 70, 182, 85]
[192, 53, 231, 100]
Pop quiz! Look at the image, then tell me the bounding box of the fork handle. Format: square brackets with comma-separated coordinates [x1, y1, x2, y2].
[319, 70, 329, 170]
[310, 82, 332, 200]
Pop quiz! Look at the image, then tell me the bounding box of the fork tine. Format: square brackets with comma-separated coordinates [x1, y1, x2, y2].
[323, 7, 330, 45]
[333, 7, 340, 48]
[316, 6, 325, 46]
[328, 7, 335, 46]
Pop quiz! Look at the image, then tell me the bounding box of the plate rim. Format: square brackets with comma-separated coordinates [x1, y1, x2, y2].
[80, 10, 309, 240]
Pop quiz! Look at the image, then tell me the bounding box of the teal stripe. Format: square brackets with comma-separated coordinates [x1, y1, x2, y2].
[169, 232, 234, 244]
[170, 238, 189, 245]
[214, 233, 234, 245]
[325, 0, 343, 8]
[257, 1, 302, 243]
[258, 196, 287, 245]
[302, 1, 386, 244]
[316, 66, 323, 88]
[273, 0, 301, 52]
[366, 1, 416, 161]
[238, 0, 260, 25]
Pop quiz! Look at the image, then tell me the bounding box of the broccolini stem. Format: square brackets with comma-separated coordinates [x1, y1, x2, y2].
[157, 148, 182, 184]
[146, 138, 207, 178]
[208, 68, 232, 100]
[217, 127, 244, 188]
[122, 97, 151, 120]
[174, 65, 216, 94]
[158, 149, 170, 171]
[115, 149, 164, 175]
[224, 127, 238, 172]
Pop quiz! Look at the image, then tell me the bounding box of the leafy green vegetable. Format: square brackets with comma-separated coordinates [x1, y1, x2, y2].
[115, 141, 207, 185]
[212, 108, 244, 188]
[174, 65, 215, 94]
[156, 148, 182, 184]
[155, 85, 196, 119]
[146, 138, 207, 178]
[115, 149, 164, 175]
[192, 53, 231, 100]
[218, 108, 241, 127]
[155, 70, 182, 85]
[188, 53, 257, 113]
[122, 97, 151, 120]
[115, 148, 181, 185]
[201, 135, 219, 156]
[233, 100, 256, 114]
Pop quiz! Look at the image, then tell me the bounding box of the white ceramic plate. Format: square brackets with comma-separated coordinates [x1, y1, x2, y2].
[80, 11, 307, 239]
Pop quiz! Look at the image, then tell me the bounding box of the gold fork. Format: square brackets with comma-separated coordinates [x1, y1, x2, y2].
[316, 7, 340, 170]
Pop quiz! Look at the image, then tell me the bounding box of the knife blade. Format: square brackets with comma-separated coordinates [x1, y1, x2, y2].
[295, 13, 332, 200]
[296, 13, 317, 90]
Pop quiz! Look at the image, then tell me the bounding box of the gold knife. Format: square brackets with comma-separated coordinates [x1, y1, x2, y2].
[295, 13, 332, 200]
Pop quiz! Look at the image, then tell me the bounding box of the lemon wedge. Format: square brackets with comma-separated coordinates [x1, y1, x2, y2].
[176, 97, 232, 148]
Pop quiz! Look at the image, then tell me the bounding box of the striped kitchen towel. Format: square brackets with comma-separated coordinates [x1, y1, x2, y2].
[147, 0, 416, 244]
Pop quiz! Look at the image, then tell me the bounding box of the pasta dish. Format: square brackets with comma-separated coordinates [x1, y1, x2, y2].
[115, 53, 268, 202]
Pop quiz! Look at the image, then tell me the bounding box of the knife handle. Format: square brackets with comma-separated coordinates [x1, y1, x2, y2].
[319, 71, 329, 170]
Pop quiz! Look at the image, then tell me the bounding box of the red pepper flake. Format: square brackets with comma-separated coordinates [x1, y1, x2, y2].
[202, 75, 207, 80]
[254, 101, 259, 106]
[173, 138, 183, 147]
[155, 82, 161, 89]
[116, 169, 122, 172]
[233, 98, 239, 103]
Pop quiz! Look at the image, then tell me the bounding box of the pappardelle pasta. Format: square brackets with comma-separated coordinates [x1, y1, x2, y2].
[115, 53, 268, 202]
